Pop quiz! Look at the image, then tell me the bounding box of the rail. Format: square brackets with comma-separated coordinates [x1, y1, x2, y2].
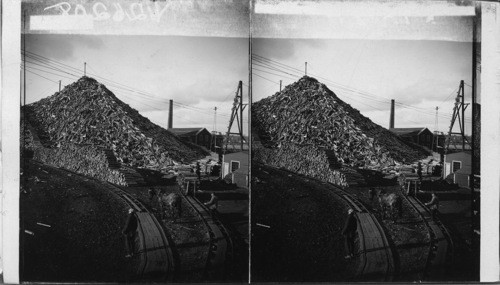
[181, 188, 234, 281]
[332, 188, 395, 281]
[401, 192, 453, 279]
[254, 164, 395, 281]
[31, 160, 176, 281]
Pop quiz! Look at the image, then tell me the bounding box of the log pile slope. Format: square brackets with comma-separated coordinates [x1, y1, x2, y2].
[252, 76, 429, 185]
[24, 76, 207, 171]
[21, 121, 127, 185]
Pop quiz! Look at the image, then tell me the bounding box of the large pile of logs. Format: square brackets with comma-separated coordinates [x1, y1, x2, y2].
[22, 116, 126, 184]
[252, 76, 429, 181]
[24, 76, 207, 171]
[34, 142, 127, 185]
[20, 121, 36, 153]
[253, 142, 348, 186]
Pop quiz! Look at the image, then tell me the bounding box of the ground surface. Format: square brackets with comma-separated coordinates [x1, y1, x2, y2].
[120, 176, 249, 282]
[251, 163, 478, 282]
[21, 160, 248, 282]
[20, 160, 134, 282]
[251, 163, 357, 282]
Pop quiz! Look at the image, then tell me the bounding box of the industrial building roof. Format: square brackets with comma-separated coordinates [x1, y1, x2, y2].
[168, 128, 209, 136]
[389, 127, 430, 136]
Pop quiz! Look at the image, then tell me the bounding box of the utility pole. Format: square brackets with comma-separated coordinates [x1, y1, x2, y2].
[213, 107, 217, 132]
[59, 80, 61, 92]
[279, 80, 282, 92]
[445, 80, 469, 154]
[434, 106, 439, 132]
[239, 83, 244, 151]
[305, 62, 308, 75]
[226, 81, 247, 152]
[211, 107, 218, 151]
[432, 106, 439, 151]
[23, 11, 26, 107]
[461, 80, 465, 151]
[84, 62, 86, 76]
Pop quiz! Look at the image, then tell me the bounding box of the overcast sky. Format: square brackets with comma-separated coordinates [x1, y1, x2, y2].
[23, 35, 249, 134]
[252, 38, 473, 134]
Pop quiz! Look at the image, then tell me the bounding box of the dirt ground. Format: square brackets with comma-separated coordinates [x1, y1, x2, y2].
[251, 163, 357, 282]
[20, 160, 135, 282]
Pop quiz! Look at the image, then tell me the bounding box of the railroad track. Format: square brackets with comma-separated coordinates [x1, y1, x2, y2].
[31, 160, 176, 281]
[402, 193, 454, 279]
[108, 183, 176, 281]
[180, 177, 234, 281]
[331, 187, 395, 281]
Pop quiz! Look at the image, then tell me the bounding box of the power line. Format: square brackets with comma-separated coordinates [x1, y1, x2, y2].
[253, 53, 473, 124]
[22, 50, 236, 121]
[24, 51, 174, 105]
[252, 72, 281, 86]
[253, 67, 298, 81]
[255, 54, 391, 104]
[173, 102, 232, 118]
[252, 54, 304, 74]
[252, 60, 303, 78]
[24, 65, 78, 81]
[24, 69, 60, 84]
[438, 87, 460, 108]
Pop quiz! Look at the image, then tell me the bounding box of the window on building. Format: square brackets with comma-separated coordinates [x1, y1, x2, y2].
[452, 161, 462, 173]
[231, 161, 240, 172]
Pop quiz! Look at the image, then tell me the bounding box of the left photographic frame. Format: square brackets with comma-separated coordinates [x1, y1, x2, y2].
[16, 0, 250, 282]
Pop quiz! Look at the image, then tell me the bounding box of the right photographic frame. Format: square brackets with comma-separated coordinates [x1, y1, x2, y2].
[250, 0, 486, 282]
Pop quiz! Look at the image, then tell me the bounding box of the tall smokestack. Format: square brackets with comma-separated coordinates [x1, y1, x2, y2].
[389, 99, 395, 129]
[168, 99, 173, 129]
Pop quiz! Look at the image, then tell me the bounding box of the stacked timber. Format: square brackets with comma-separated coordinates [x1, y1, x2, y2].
[21, 121, 36, 151]
[254, 142, 348, 186]
[252, 76, 429, 186]
[34, 142, 127, 185]
[24, 76, 207, 171]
